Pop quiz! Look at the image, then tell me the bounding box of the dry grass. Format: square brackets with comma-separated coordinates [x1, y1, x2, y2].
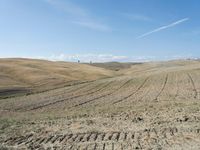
[0, 58, 115, 98]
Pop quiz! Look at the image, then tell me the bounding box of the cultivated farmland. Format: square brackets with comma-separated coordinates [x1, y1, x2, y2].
[0, 59, 200, 149]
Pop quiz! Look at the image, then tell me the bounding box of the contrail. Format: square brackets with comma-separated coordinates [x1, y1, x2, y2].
[137, 18, 189, 39]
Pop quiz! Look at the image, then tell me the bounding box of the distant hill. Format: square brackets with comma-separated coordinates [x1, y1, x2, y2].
[87, 62, 142, 71]
[0, 58, 115, 98]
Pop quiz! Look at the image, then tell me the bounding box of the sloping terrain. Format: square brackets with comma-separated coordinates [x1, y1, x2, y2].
[88, 62, 142, 71]
[0, 59, 200, 149]
[0, 58, 114, 98]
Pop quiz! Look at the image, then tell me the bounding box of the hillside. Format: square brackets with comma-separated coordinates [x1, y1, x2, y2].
[1, 59, 200, 149]
[0, 58, 115, 98]
[88, 62, 142, 71]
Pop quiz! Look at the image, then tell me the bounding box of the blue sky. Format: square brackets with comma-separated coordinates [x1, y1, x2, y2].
[0, 0, 200, 62]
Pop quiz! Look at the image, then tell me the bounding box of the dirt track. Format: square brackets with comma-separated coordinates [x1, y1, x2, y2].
[4, 128, 200, 149]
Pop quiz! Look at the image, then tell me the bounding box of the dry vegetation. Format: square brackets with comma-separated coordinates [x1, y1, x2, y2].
[0, 58, 114, 99]
[0, 58, 200, 149]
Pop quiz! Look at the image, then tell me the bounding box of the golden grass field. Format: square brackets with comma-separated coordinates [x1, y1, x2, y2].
[0, 58, 114, 99]
[0, 58, 200, 149]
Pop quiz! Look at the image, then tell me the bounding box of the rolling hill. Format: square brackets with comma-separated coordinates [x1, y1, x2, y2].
[0, 58, 115, 98]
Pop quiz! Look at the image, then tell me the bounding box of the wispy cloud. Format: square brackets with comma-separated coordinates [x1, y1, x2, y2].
[44, 0, 111, 31]
[137, 18, 189, 39]
[45, 0, 87, 18]
[43, 54, 160, 62]
[48, 53, 128, 62]
[72, 21, 111, 32]
[121, 13, 152, 21]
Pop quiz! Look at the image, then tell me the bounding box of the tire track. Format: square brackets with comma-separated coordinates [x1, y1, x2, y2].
[113, 76, 150, 104]
[43, 81, 95, 100]
[43, 81, 106, 101]
[174, 74, 180, 100]
[72, 79, 133, 108]
[135, 87, 151, 103]
[187, 73, 198, 99]
[21, 81, 114, 111]
[57, 79, 112, 97]
[174, 75, 180, 99]
[13, 82, 106, 111]
[177, 73, 193, 100]
[153, 74, 168, 101]
[55, 81, 106, 99]
[3, 127, 199, 149]
[23, 80, 96, 100]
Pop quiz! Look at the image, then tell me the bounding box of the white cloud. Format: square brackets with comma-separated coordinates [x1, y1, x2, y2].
[47, 53, 197, 62]
[0, 53, 196, 62]
[137, 18, 189, 39]
[44, 0, 111, 31]
[44, 53, 163, 62]
[48, 53, 128, 62]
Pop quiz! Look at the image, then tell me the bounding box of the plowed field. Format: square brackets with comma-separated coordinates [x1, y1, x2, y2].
[1, 60, 200, 149]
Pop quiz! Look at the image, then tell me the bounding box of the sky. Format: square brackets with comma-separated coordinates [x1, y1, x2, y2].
[0, 0, 200, 62]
